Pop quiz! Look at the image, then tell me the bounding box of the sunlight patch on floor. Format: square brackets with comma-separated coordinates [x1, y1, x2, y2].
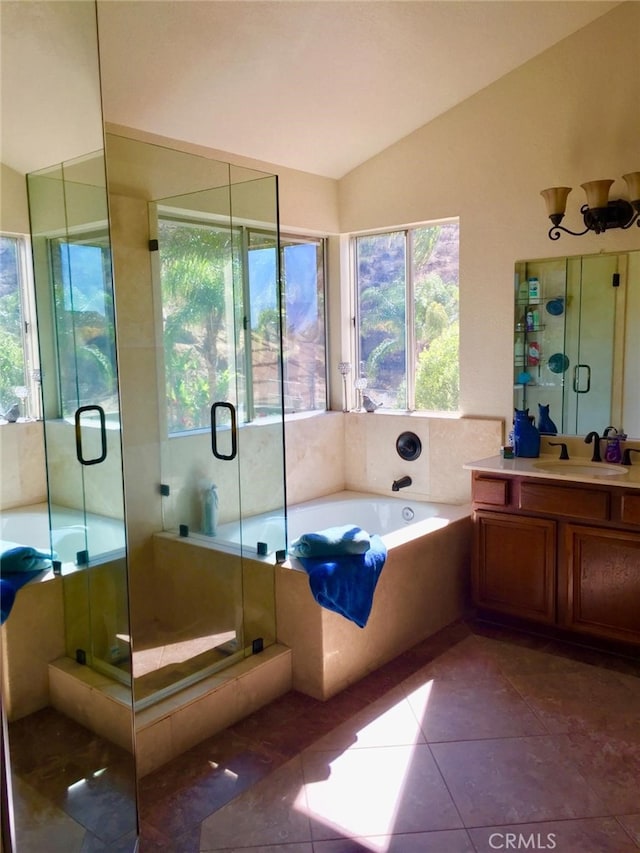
[294, 681, 434, 851]
[132, 630, 236, 676]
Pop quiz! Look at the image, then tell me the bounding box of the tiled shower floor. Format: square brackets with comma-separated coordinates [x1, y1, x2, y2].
[7, 620, 640, 852]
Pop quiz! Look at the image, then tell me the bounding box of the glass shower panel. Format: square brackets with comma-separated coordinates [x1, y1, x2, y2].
[230, 172, 287, 548]
[513, 257, 569, 433]
[564, 255, 617, 435]
[28, 163, 86, 562]
[27, 153, 129, 676]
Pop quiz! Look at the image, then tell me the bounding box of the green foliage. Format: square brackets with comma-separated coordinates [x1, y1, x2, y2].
[159, 222, 238, 432]
[415, 324, 460, 411]
[0, 238, 26, 412]
[0, 333, 24, 413]
[356, 223, 459, 410]
[0, 291, 21, 337]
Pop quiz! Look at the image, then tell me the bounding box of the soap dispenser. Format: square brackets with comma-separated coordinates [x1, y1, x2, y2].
[605, 430, 626, 464]
[201, 483, 219, 535]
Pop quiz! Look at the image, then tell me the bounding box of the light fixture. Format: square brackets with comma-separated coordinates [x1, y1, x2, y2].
[540, 172, 640, 240]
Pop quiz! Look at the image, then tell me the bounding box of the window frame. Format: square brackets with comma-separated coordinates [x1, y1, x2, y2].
[155, 209, 328, 436]
[47, 229, 116, 420]
[0, 231, 40, 421]
[352, 218, 460, 414]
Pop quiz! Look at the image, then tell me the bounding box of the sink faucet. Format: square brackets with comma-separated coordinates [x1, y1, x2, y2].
[392, 475, 412, 491]
[549, 441, 569, 460]
[622, 448, 640, 466]
[584, 431, 602, 462]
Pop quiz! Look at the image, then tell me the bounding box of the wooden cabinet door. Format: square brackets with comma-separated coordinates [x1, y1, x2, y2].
[563, 524, 640, 645]
[473, 511, 556, 623]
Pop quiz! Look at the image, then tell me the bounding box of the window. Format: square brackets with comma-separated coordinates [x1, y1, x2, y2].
[157, 215, 326, 434]
[249, 231, 326, 416]
[354, 220, 459, 412]
[48, 232, 117, 418]
[0, 234, 39, 420]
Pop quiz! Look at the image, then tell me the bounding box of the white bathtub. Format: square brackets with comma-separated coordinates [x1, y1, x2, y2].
[210, 491, 470, 558]
[273, 490, 472, 700]
[1, 501, 126, 566]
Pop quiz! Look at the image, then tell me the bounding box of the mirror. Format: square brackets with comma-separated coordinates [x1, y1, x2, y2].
[1, 2, 138, 850]
[514, 251, 640, 439]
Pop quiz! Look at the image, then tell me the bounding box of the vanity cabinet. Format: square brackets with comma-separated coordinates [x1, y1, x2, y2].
[471, 472, 640, 647]
[562, 524, 640, 645]
[474, 511, 555, 623]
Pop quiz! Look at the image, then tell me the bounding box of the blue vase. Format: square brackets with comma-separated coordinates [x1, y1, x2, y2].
[513, 409, 541, 458]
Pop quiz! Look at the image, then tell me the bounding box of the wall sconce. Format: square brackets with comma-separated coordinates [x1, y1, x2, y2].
[541, 172, 640, 240]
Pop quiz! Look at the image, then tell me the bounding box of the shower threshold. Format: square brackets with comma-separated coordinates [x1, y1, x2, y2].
[92, 638, 245, 712]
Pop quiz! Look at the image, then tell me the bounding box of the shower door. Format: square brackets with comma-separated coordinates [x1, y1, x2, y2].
[27, 153, 130, 675]
[154, 170, 287, 671]
[104, 134, 285, 707]
[563, 254, 619, 435]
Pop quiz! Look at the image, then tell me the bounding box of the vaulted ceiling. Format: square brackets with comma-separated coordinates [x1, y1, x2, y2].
[1, 1, 620, 178]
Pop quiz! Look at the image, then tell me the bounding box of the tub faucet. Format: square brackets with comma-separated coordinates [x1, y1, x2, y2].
[584, 431, 602, 462]
[392, 476, 412, 491]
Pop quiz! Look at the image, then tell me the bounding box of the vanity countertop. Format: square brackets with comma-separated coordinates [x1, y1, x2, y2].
[464, 454, 640, 490]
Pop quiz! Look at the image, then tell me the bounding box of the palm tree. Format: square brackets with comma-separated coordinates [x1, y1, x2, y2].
[159, 221, 241, 430]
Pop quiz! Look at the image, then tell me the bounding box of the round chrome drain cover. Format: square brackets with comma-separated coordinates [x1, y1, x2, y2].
[402, 506, 415, 522]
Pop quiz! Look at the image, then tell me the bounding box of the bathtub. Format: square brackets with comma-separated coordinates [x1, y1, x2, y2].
[1, 501, 126, 566]
[210, 491, 471, 557]
[273, 490, 472, 700]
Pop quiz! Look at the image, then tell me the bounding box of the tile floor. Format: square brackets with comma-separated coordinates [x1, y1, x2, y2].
[8, 619, 640, 852]
[138, 619, 640, 852]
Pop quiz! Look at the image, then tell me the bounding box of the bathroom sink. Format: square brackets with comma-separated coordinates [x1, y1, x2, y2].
[533, 460, 629, 477]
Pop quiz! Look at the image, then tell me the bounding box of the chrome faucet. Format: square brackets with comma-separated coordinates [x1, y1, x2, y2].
[584, 431, 602, 462]
[392, 476, 412, 491]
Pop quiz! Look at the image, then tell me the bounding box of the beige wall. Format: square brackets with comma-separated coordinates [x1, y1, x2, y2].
[338, 2, 640, 430]
[0, 421, 46, 510]
[0, 165, 48, 509]
[0, 162, 30, 233]
[4, 3, 639, 517]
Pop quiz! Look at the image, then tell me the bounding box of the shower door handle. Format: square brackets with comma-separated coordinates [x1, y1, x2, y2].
[211, 402, 238, 461]
[572, 364, 591, 394]
[75, 405, 108, 465]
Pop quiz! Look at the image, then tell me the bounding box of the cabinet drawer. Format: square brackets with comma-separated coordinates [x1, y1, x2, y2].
[519, 481, 609, 521]
[473, 476, 509, 506]
[620, 493, 640, 525]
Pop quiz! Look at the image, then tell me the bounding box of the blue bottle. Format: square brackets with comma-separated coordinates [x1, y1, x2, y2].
[513, 409, 541, 458]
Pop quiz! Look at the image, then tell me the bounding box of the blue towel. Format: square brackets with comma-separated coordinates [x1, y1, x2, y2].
[1, 572, 46, 625]
[1, 545, 57, 625]
[297, 533, 387, 628]
[290, 525, 371, 558]
[1, 545, 57, 574]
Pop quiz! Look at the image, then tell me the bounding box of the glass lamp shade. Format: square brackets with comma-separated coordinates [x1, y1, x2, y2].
[580, 179, 614, 210]
[540, 187, 572, 218]
[622, 172, 640, 206]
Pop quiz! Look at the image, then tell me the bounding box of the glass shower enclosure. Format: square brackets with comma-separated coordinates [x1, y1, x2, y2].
[27, 152, 131, 680]
[105, 134, 286, 710]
